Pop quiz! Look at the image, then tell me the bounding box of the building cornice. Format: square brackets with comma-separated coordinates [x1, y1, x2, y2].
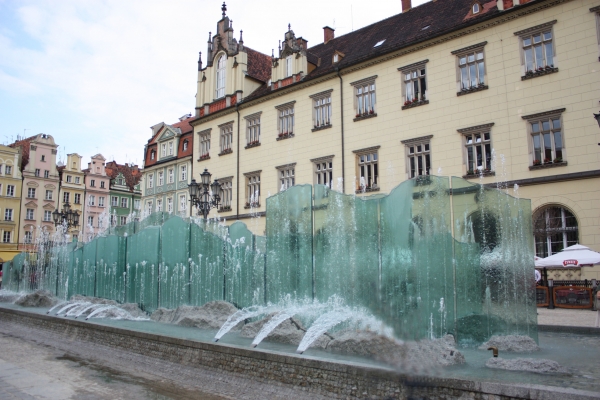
[521, 108, 566, 120]
[457, 123, 495, 134]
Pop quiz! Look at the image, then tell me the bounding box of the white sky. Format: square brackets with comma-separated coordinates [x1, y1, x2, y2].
[0, 0, 429, 167]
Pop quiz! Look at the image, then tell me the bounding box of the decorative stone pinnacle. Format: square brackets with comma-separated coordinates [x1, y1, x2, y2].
[208, 31, 212, 42]
[240, 30, 243, 42]
[288, 23, 291, 32]
[221, 2, 227, 17]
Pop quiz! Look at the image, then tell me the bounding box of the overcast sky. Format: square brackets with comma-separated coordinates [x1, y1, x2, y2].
[0, 0, 429, 168]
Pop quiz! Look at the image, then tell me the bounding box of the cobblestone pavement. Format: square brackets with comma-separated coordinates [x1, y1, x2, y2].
[537, 307, 599, 327]
[0, 322, 330, 400]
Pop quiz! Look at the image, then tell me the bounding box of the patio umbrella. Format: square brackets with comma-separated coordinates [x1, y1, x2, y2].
[535, 244, 600, 267]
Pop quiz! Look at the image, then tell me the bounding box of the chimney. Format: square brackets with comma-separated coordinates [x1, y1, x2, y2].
[323, 26, 335, 44]
[402, 0, 411, 13]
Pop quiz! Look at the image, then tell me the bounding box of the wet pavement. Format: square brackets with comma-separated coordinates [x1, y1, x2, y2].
[537, 307, 599, 327]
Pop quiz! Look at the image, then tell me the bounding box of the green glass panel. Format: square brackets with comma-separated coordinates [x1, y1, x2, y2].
[126, 226, 160, 312]
[159, 217, 190, 309]
[95, 235, 127, 303]
[265, 185, 313, 303]
[190, 221, 225, 305]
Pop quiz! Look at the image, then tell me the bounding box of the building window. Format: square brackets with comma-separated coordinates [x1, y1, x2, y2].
[277, 164, 296, 192]
[167, 197, 173, 213]
[219, 178, 233, 209]
[148, 173, 154, 188]
[515, 21, 556, 76]
[5, 166, 11, 175]
[245, 172, 260, 207]
[168, 168, 174, 184]
[74, 193, 81, 204]
[286, 55, 293, 77]
[99, 196, 105, 207]
[219, 123, 233, 154]
[313, 157, 333, 188]
[121, 198, 128, 208]
[179, 195, 187, 212]
[63, 192, 70, 203]
[41, 155, 45, 161]
[402, 136, 432, 179]
[66, 175, 72, 183]
[354, 147, 379, 192]
[6, 185, 14, 197]
[134, 199, 140, 210]
[183, 140, 188, 151]
[472, 2, 480, 14]
[120, 216, 127, 225]
[199, 130, 211, 158]
[458, 124, 494, 174]
[4, 209, 13, 221]
[156, 199, 163, 212]
[3, 231, 11, 243]
[88, 195, 95, 206]
[246, 114, 261, 146]
[111, 196, 118, 207]
[352, 77, 376, 116]
[26, 209, 34, 220]
[34, 168, 40, 177]
[452, 43, 486, 93]
[399, 60, 428, 106]
[75, 177, 80, 184]
[27, 188, 36, 198]
[523, 109, 565, 165]
[146, 201, 153, 214]
[158, 171, 164, 186]
[88, 216, 93, 226]
[43, 210, 52, 222]
[533, 206, 578, 258]
[161, 143, 167, 157]
[100, 181, 105, 188]
[311, 91, 332, 129]
[216, 54, 226, 98]
[90, 179, 96, 187]
[168, 141, 174, 156]
[277, 103, 295, 138]
[180, 165, 187, 181]
[44, 170, 49, 178]
[151, 150, 155, 160]
[24, 231, 32, 244]
[45, 190, 53, 200]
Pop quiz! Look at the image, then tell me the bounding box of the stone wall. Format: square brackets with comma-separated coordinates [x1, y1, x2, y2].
[0, 307, 596, 400]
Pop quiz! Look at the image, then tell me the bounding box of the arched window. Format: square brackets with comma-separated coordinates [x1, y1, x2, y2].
[216, 55, 226, 98]
[533, 205, 578, 258]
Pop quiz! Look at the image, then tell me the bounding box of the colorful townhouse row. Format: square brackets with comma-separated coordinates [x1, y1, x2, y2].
[0, 134, 143, 265]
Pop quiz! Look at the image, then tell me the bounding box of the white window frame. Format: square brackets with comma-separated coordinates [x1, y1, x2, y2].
[514, 21, 557, 77]
[156, 199, 163, 212]
[276, 102, 295, 137]
[121, 197, 128, 208]
[216, 54, 226, 98]
[120, 216, 127, 226]
[310, 90, 332, 129]
[43, 210, 52, 222]
[402, 136, 432, 179]
[199, 130, 211, 158]
[219, 178, 233, 209]
[26, 209, 34, 220]
[147, 201, 153, 214]
[88, 195, 95, 206]
[45, 190, 53, 200]
[75, 177, 80, 184]
[312, 156, 334, 189]
[24, 231, 32, 244]
[27, 188, 36, 198]
[4, 166, 10, 175]
[523, 109, 566, 166]
[168, 141, 174, 156]
[179, 195, 187, 212]
[276, 163, 296, 192]
[353, 147, 380, 192]
[286, 55, 293, 77]
[6, 185, 14, 197]
[168, 168, 174, 184]
[3, 231, 10, 243]
[4, 209, 13, 221]
[245, 113, 261, 146]
[351, 76, 376, 116]
[74, 193, 81, 204]
[452, 43, 487, 93]
[148, 173, 154, 188]
[88, 216, 93, 226]
[166, 197, 173, 213]
[534, 205, 578, 258]
[161, 143, 167, 157]
[219, 123, 233, 154]
[111, 196, 118, 207]
[99, 196, 105, 207]
[66, 175, 72, 183]
[134, 199, 141, 210]
[245, 172, 261, 207]
[63, 192, 70, 203]
[158, 171, 164, 186]
[457, 123, 494, 174]
[180, 165, 187, 181]
[399, 60, 428, 106]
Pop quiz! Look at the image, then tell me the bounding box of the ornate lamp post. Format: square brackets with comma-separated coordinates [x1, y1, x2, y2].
[188, 169, 221, 219]
[52, 202, 80, 230]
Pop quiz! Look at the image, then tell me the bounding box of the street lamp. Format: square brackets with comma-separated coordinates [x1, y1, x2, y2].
[52, 202, 80, 230]
[188, 168, 221, 219]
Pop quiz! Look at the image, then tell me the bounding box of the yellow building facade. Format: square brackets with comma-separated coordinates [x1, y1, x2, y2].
[190, 0, 600, 278]
[0, 145, 22, 262]
[58, 153, 85, 241]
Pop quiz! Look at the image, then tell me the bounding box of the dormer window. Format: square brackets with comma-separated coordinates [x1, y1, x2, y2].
[286, 55, 293, 77]
[472, 3, 480, 14]
[161, 143, 167, 157]
[333, 54, 339, 63]
[216, 54, 226, 98]
[183, 140, 188, 151]
[151, 150, 155, 160]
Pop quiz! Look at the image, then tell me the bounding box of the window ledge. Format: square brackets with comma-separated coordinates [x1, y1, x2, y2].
[218, 149, 233, 156]
[457, 85, 489, 96]
[529, 161, 567, 170]
[414, 175, 433, 186]
[312, 124, 332, 132]
[463, 170, 495, 179]
[276, 133, 294, 141]
[353, 113, 377, 122]
[402, 100, 429, 110]
[198, 155, 210, 162]
[245, 142, 261, 149]
[521, 67, 558, 81]
[219, 206, 232, 212]
[244, 203, 260, 209]
[355, 186, 380, 194]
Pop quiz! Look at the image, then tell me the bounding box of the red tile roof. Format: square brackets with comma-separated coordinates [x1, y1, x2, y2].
[143, 116, 195, 167]
[246, 46, 272, 83]
[9, 135, 36, 171]
[105, 161, 143, 192]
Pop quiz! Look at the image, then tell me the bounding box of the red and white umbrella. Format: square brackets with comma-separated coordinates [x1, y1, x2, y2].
[535, 244, 600, 268]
